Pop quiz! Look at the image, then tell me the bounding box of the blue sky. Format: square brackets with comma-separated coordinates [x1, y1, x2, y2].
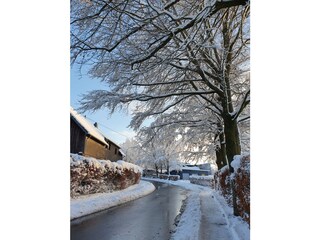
[70, 63, 136, 145]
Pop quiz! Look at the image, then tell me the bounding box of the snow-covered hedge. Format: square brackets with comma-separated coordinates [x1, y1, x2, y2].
[70, 154, 142, 198]
[159, 174, 180, 181]
[214, 155, 250, 225]
[189, 175, 214, 187]
[169, 175, 180, 181]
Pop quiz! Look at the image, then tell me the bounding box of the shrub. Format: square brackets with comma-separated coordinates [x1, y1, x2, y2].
[189, 175, 214, 187]
[159, 174, 169, 180]
[232, 155, 250, 224]
[168, 175, 180, 181]
[214, 155, 250, 225]
[70, 154, 142, 198]
[214, 167, 232, 205]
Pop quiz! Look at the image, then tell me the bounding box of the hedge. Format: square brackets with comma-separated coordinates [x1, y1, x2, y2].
[70, 154, 142, 198]
[214, 155, 250, 225]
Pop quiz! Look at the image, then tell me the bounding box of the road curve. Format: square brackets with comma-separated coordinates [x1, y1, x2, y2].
[71, 181, 188, 240]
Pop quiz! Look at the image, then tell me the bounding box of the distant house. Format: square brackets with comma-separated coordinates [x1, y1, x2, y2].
[70, 107, 123, 161]
[172, 164, 211, 180]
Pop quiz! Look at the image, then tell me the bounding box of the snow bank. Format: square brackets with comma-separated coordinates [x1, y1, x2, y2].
[143, 177, 249, 240]
[143, 177, 205, 192]
[212, 191, 250, 240]
[189, 175, 214, 180]
[159, 174, 180, 181]
[71, 180, 155, 220]
[231, 155, 242, 171]
[189, 175, 214, 187]
[70, 154, 142, 197]
[171, 193, 201, 240]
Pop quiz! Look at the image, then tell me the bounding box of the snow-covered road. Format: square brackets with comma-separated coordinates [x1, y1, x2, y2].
[71, 180, 155, 220]
[71, 178, 249, 240]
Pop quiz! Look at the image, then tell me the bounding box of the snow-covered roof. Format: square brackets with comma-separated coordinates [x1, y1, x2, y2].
[70, 107, 109, 147]
[182, 166, 200, 170]
[119, 149, 125, 156]
[106, 137, 121, 149]
[182, 166, 210, 172]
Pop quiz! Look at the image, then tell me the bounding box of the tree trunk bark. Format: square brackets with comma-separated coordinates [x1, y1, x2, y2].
[155, 165, 159, 177]
[222, 115, 241, 217]
[216, 149, 224, 170]
[223, 115, 241, 165]
[216, 133, 228, 169]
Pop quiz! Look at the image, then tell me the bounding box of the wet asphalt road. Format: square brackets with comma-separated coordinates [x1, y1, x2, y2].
[71, 181, 188, 240]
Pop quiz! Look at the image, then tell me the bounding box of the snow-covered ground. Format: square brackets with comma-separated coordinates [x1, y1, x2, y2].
[71, 176, 249, 240]
[70, 180, 155, 220]
[171, 192, 201, 240]
[143, 177, 250, 240]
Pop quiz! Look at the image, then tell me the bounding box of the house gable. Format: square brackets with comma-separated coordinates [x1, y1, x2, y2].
[70, 117, 86, 154]
[70, 107, 109, 147]
[70, 107, 123, 161]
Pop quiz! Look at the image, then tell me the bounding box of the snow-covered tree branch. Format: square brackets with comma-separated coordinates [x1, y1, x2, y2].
[71, 0, 250, 169]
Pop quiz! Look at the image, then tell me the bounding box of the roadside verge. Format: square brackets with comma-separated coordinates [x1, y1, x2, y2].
[143, 177, 249, 240]
[71, 180, 155, 220]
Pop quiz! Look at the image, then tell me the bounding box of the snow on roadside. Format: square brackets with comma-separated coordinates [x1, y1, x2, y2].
[189, 175, 214, 180]
[212, 191, 250, 240]
[171, 192, 201, 240]
[71, 180, 155, 220]
[143, 177, 204, 193]
[143, 177, 249, 240]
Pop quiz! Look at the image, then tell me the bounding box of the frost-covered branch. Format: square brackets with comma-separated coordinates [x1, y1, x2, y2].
[232, 89, 250, 120]
[72, 0, 250, 168]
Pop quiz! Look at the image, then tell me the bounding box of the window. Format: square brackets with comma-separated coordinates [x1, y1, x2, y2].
[115, 148, 118, 154]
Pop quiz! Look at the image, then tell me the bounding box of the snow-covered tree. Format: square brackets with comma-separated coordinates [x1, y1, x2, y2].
[71, 0, 250, 169]
[138, 95, 219, 166]
[136, 126, 183, 174]
[120, 138, 141, 164]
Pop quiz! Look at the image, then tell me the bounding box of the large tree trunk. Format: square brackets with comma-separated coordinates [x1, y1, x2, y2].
[155, 164, 159, 177]
[220, 8, 241, 165]
[216, 132, 228, 169]
[223, 115, 241, 217]
[215, 148, 225, 170]
[223, 115, 241, 165]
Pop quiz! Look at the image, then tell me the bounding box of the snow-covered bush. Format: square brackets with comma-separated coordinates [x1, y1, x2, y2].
[142, 169, 157, 178]
[159, 174, 169, 180]
[168, 175, 180, 181]
[157, 174, 180, 181]
[214, 155, 250, 225]
[232, 155, 250, 224]
[214, 166, 232, 204]
[189, 175, 214, 187]
[70, 154, 142, 198]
